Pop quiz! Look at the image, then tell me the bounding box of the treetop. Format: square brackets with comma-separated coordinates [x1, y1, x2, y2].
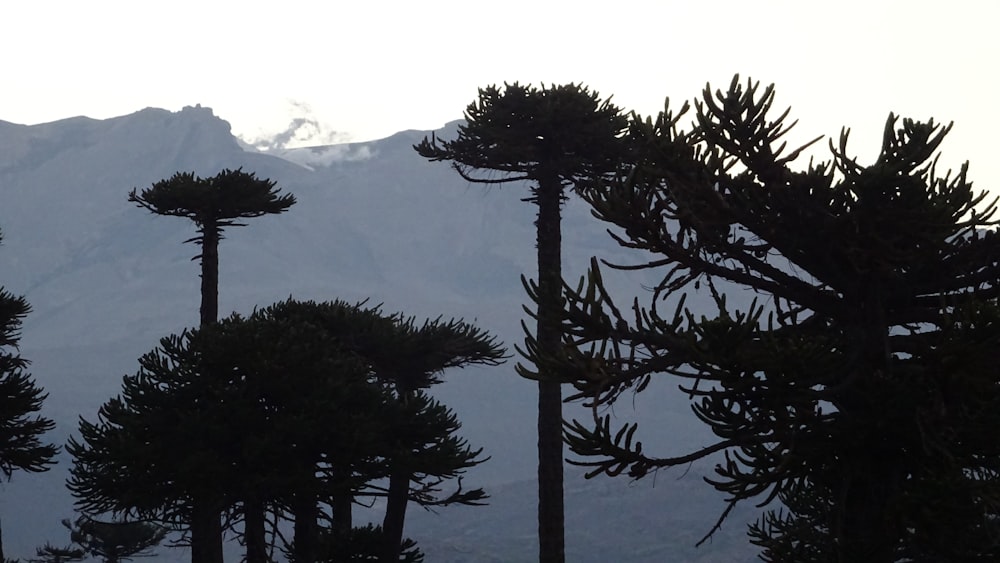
[127, 168, 296, 227]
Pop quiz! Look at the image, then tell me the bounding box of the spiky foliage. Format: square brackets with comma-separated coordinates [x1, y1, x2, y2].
[128, 168, 294, 563]
[256, 299, 507, 563]
[66, 314, 383, 556]
[29, 545, 83, 563]
[68, 299, 505, 563]
[288, 524, 423, 563]
[0, 228, 57, 480]
[531, 75, 1000, 561]
[64, 515, 167, 563]
[127, 168, 295, 326]
[415, 82, 628, 563]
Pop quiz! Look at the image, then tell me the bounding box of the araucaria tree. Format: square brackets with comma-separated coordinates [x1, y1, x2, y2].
[128, 168, 296, 326]
[68, 299, 505, 563]
[63, 515, 167, 563]
[535, 76, 1000, 561]
[0, 231, 57, 478]
[127, 168, 295, 563]
[414, 83, 628, 563]
[0, 227, 58, 559]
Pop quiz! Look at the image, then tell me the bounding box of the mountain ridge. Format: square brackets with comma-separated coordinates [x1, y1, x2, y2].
[0, 106, 759, 561]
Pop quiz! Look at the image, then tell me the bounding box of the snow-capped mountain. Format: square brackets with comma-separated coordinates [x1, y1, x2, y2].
[0, 106, 758, 561]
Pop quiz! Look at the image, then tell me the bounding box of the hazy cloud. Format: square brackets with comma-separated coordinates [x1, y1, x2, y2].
[240, 101, 349, 151]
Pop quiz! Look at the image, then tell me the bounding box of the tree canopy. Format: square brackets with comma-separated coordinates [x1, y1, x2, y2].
[528, 76, 1000, 561]
[415, 81, 628, 563]
[0, 227, 57, 480]
[68, 298, 505, 563]
[128, 168, 296, 327]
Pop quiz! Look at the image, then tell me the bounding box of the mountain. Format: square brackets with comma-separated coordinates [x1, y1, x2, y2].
[0, 107, 760, 561]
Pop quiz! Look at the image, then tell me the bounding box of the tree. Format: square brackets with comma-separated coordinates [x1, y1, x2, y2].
[29, 545, 84, 563]
[531, 76, 1000, 561]
[66, 315, 379, 563]
[69, 299, 506, 563]
[0, 227, 58, 563]
[127, 168, 295, 563]
[252, 300, 507, 563]
[0, 228, 58, 480]
[64, 515, 167, 563]
[68, 329, 238, 552]
[128, 168, 296, 327]
[414, 83, 629, 563]
[300, 524, 423, 563]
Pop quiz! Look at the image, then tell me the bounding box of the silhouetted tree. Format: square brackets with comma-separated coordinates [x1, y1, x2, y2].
[70, 299, 505, 563]
[64, 515, 167, 563]
[295, 524, 422, 563]
[0, 228, 57, 481]
[533, 76, 1000, 561]
[373, 315, 506, 563]
[414, 83, 628, 563]
[127, 168, 295, 563]
[253, 300, 506, 563]
[0, 227, 58, 563]
[29, 545, 83, 563]
[128, 168, 296, 326]
[66, 316, 377, 563]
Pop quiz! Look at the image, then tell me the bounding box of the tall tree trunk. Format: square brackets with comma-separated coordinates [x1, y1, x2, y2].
[832, 288, 899, 563]
[244, 499, 267, 563]
[331, 468, 353, 535]
[192, 219, 224, 563]
[835, 464, 899, 563]
[379, 472, 412, 563]
[191, 501, 224, 563]
[292, 491, 319, 563]
[199, 220, 220, 327]
[534, 177, 565, 563]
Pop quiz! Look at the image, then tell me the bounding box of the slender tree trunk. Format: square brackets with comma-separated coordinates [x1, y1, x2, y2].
[244, 499, 268, 563]
[200, 220, 220, 327]
[292, 491, 319, 563]
[191, 219, 224, 563]
[331, 468, 353, 535]
[379, 472, 412, 563]
[535, 176, 565, 563]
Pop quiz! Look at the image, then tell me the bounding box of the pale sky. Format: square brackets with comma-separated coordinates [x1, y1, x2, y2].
[5, 1, 999, 193]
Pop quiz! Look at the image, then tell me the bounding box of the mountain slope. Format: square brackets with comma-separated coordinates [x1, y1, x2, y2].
[0, 107, 759, 561]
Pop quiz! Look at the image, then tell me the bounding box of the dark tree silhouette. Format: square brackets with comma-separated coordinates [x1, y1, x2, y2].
[414, 83, 628, 563]
[253, 299, 506, 563]
[127, 168, 295, 563]
[69, 299, 505, 563]
[301, 524, 423, 563]
[67, 329, 239, 557]
[0, 229, 57, 482]
[127, 168, 296, 327]
[66, 316, 378, 563]
[64, 515, 167, 563]
[532, 76, 1000, 561]
[373, 316, 506, 563]
[29, 544, 84, 563]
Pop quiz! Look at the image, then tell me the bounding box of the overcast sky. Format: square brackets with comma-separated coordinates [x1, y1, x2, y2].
[5, 1, 998, 191]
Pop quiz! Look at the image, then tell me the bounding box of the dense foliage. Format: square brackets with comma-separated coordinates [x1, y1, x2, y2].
[0, 229, 57, 480]
[415, 82, 629, 563]
[68, 299, 504, 563]
[525, 76, 1000, 561]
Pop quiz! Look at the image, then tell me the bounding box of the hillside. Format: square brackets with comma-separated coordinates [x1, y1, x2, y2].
[0, 107, 760, 561]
